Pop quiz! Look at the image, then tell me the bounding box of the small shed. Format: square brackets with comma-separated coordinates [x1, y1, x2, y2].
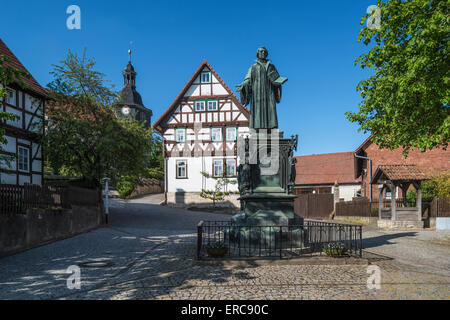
[371, 164, 428, 225]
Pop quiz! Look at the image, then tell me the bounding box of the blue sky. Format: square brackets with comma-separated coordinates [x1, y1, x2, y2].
[1, 0, 376, 156]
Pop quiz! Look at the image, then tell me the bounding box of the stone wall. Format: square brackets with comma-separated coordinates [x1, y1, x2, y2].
[436, 217, 450, 230]
[166, 192, 240, 209]
[0, 205, 104, 256]
[377, 219, 424, 229]
[129, 178, 163, 199]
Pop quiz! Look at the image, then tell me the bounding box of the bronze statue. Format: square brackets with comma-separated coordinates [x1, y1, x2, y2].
[237, 47, 288, 129]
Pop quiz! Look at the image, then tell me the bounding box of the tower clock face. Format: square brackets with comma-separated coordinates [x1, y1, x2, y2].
[121, 106, 131, 116]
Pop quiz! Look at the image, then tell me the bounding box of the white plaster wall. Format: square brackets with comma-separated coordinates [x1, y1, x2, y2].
[0, 173, 16, 184]
[5, 107, 21, 128]
[332, 184, 360, 201]
[32, 174, 42, 185]
[18, 175, 30, 186]
[3, 136, 16, 153]
[167, 156, 239, 193]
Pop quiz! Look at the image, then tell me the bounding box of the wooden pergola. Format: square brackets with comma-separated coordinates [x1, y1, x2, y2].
[371, 164, 429, 222]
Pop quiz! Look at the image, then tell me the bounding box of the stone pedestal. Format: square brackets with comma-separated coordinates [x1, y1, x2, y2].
[232, 130, 303, 227]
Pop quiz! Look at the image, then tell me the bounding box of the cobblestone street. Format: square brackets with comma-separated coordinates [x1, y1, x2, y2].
[0, 194, 449, 300]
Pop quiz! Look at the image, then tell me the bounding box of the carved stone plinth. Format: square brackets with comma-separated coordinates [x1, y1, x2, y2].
[232, 130, 303, 227]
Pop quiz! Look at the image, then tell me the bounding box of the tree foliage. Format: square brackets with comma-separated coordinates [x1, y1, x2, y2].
[407, 170, 450, 206]
[44, 49, 152, 187]
[346, 0, 449, 155]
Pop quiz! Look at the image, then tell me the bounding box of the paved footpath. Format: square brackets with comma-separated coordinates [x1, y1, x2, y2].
[0, 194, 449, 300]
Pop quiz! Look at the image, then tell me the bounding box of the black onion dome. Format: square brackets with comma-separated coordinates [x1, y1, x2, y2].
[117, 84, 144, 107]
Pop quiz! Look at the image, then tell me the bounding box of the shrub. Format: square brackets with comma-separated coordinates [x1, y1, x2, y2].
[146, 168, 164, 180]
[322, 242, 348, 257]
[370, 207, 379, 217]
[116, 177, 135, 198]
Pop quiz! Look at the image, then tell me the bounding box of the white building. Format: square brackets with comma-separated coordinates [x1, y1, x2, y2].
[153, 60, 249, 206]
[0, 39, 45, 186]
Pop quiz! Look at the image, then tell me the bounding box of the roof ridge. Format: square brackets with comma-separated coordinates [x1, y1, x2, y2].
[152, 60, 248, 131]
[0, 38, 46, 97]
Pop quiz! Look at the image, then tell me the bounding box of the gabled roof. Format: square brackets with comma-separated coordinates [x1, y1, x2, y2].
[295, 152, 361, 185]
[152, 60, 248, 131]
[355, 134, 373, 154]
[371, 164, 429, 184]
[0, 38, 47, 97]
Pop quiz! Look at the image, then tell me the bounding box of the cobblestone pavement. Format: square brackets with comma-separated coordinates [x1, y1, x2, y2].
[0, 195, 449, 300]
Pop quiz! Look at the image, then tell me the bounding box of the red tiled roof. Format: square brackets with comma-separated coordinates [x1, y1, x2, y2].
[0, 38, 47, 97]
[152, 60, 248, 131]
[371, 164, 429, 183]
[295, 152, 360, 185]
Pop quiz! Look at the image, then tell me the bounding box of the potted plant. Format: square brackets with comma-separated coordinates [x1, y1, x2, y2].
[206, 242, 228, 258]
[322, 242, 348, 257]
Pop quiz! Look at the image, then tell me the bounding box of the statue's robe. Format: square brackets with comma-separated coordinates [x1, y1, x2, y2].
[239, 59, 283, 129]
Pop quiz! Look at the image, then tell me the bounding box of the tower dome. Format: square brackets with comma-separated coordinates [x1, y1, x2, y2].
[115, 48, 152, 128]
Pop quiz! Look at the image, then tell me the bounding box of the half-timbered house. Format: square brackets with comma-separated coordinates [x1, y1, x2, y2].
[153, 60, 249, 206]
[0, 39, 45, 185]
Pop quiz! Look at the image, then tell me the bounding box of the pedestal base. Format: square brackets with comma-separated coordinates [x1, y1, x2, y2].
[232, 193, 303, 226]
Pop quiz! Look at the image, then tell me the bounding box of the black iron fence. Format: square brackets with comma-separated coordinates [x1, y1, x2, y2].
[197, 219, 362, 260]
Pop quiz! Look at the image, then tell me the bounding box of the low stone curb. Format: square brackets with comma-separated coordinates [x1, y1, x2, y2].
[194, 255, 369, 267]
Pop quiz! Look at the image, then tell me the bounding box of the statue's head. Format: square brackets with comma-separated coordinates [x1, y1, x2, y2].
[256, 47, 268, 60]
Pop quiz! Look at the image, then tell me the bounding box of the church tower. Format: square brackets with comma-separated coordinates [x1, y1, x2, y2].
[115, 48, 152, 128]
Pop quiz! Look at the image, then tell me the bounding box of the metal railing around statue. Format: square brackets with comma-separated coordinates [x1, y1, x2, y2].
[197, 220, 363, 260]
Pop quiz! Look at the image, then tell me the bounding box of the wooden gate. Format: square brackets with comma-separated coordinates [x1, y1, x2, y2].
[294, 194, 334, 219]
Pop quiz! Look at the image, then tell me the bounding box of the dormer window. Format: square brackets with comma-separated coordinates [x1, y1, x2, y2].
[195, 101, 206, 112]
[201, 71, 211, 83]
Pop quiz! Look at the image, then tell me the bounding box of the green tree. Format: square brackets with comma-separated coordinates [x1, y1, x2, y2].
[0, 55, 29, 163]
[44, 49, 152, 187]
[406, 170, 450, 207]
[346, 0, 449, 155]
[200, 171, 236, 208]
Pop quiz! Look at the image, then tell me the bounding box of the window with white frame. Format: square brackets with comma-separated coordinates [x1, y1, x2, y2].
[18, 146, 29, 172]
[226, 127, 237, 141]
[211, 127, 222, 142]
[5, 88, 15, 105]
[226, 159, 237, 177]
[213, 159, 223, 177]
[201, 72, 211, 83]
[175, 128, 186, 142]
[195, 101, 206, 112]
[176, 160, 187, 178]
[207, 100, 218, 111]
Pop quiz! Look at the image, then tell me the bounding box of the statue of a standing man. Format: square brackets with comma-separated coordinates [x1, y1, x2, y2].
[237, 47, 288, 130]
